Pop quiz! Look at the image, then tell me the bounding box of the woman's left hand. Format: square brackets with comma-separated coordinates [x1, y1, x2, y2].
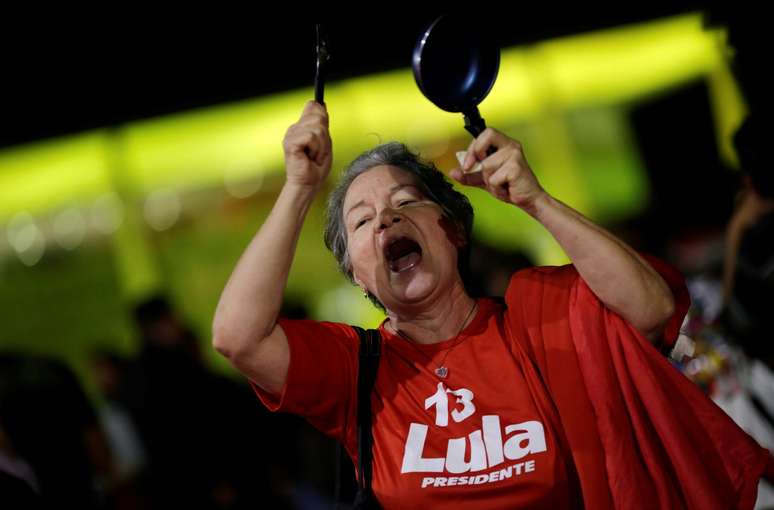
[450, 128, 546, 212]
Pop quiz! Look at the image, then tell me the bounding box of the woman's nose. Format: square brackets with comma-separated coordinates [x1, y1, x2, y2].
[377, 208, 402, 230]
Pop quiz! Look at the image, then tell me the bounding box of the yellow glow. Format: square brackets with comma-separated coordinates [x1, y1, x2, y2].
[705, 31, 747, 168]
[120, 90, 311, 193]
[0, 133, 114, 219]
[484, 50, 546, 124]
[534, 14, 722, 107]
[0, 12, 730, 241]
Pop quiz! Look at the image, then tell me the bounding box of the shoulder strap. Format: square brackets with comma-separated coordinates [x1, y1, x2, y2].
[356, 328, 381, 491]
[335, 326, 381, 509]
[353, 326, 381, 494]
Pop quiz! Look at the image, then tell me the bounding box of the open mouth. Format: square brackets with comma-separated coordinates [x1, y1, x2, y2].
[385, 236, 422, 273]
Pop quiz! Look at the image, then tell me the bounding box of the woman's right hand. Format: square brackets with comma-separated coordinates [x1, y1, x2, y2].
[282, 101, 332, 190]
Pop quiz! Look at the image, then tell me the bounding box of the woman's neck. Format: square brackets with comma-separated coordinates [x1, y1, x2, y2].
[386, 284, 477, 345]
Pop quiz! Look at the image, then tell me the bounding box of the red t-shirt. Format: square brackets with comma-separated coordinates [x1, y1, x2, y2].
[253, 269, 587, 509]
[253, 262, 769, 509]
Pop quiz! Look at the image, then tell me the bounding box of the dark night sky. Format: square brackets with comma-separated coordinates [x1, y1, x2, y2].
[1, 6, 728, 149]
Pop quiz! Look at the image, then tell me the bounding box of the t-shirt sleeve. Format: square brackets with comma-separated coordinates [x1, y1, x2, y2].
[249, 318, 359, 442]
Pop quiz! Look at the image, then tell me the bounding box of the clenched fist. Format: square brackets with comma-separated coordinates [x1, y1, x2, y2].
[283, 101, 333, 190]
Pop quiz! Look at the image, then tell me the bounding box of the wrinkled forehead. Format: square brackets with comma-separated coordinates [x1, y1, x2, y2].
[342, 165, 421, 211]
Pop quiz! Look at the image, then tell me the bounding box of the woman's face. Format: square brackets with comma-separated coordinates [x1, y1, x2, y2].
[343, 165, 464, 312]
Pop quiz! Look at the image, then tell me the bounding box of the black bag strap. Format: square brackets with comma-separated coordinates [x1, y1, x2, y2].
[356, 327, 380, 492]
[335, 326, 381, 509]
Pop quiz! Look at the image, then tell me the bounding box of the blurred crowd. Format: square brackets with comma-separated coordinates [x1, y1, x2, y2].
[0, 294, 343, 509]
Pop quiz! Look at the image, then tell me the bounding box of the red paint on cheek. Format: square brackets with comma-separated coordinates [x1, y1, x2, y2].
[438, 216, 465, 248]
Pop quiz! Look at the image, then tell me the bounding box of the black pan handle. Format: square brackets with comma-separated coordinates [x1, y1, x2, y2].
[463, 108, 485, 138]
[314, 24, 329, 105]
[464, 107, 496, 156]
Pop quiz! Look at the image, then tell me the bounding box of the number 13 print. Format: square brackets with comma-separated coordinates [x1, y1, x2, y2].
[424, 382, 476, 427]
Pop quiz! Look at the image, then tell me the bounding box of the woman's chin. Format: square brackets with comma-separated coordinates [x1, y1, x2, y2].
[385, 273, 438, 306]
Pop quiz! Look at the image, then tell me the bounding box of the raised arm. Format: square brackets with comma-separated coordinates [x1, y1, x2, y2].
[451, 128, 674, 342]
[212, 101, 332, 393]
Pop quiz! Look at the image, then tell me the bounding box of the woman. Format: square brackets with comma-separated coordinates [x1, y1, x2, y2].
[213, 101, 770, 509]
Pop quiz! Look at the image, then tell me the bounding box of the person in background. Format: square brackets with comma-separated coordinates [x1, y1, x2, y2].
[722, 114, 774, 371]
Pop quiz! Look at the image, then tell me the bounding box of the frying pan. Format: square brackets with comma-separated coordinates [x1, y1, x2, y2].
[412, 16, 500, 140]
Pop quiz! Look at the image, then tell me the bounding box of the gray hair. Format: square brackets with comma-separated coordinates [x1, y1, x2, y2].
[323, 142, 474, 308]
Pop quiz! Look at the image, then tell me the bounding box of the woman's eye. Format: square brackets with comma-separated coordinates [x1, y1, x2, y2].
[398, 200, 415, 207]
[355, 218, 369, 229]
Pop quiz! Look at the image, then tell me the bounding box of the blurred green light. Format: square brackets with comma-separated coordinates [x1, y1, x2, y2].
[0, 12, 730, 263]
